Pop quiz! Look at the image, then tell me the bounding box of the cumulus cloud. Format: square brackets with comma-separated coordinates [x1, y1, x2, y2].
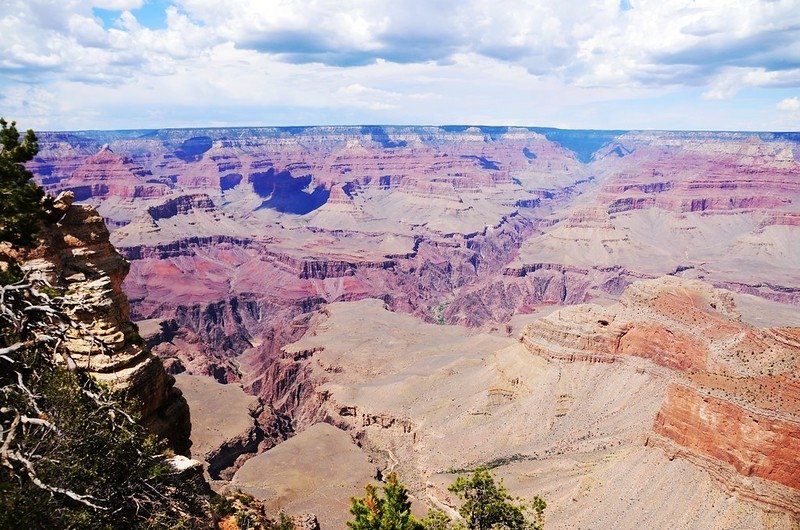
[777, 96, 800, 112]
[1, 0, 798, 129]
[4, 0, 799, 89]
[167, 0, 800, 89]
[0, 0, 215, 83]
[91, 0, 144, 9]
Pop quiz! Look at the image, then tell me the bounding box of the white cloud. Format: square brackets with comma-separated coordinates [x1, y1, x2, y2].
[68, 14, 108, 48]
[1, 0, 799, 130]
[4, 0, 800, 89]
[167, 0, 800, 90]
[777, 96, 800, 112]
[90, 0, 144, 9]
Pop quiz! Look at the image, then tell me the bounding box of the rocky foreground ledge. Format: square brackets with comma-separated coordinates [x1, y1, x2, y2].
[21, 192, 192, 453]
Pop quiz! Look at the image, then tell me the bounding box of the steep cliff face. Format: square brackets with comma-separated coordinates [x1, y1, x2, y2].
[519, 277, 800, 517]
[653, 384, 800, 489]
[23, 193, 192, 454]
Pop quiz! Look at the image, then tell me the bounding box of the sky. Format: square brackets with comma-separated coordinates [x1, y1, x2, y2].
[0, 0, 799, 131]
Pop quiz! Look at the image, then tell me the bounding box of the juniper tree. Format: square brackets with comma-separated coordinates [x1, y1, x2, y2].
[448, 468, 546, 530]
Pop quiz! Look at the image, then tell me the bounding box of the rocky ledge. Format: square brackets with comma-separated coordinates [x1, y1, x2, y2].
[22, 192, 192, 453]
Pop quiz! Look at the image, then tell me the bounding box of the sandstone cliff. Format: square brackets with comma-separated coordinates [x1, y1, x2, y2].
[22, 193, 192, 454]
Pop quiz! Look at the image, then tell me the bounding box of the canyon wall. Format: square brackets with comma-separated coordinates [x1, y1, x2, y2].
[518, 277, 800, 518]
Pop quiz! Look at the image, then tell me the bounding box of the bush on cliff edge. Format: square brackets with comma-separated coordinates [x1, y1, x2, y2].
[0, 271, 213, 528]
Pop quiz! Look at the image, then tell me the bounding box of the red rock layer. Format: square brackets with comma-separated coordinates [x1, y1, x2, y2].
[654, 384, 800, 490]
[594, 135, 800, 215]
[61, 147, 171, 199]
[520, 277, 800, 517]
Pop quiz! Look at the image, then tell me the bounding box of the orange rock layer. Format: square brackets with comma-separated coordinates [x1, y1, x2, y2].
[520, 277, 800, 518]
[654, 384, 800, 491]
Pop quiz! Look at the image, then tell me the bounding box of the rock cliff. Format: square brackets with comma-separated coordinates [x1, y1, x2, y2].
[22, 193, 192, 453]
[519, 277, 800, 517]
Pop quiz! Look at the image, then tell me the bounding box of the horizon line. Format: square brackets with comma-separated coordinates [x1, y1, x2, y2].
[35, 123, 800, 135]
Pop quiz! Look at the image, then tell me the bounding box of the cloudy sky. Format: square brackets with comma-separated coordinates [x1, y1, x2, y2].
[1, 0, 799, 131]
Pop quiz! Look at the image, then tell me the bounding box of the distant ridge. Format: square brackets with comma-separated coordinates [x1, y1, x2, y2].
[38, 125, 798, 168]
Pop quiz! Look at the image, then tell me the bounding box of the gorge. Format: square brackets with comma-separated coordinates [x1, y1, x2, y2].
[26, 125, 800, 529]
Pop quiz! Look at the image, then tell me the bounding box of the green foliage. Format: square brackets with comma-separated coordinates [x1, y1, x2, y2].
[0, 259, 22, 286]
[348, 470, 545, 530]
[421, 509, 463, 530]
[448, 468, 546, 530]
[349, 483, 382, 530]
[381, 473, 419, 530]
[348, 473, 424, 530]
[0, 118, 49, 246]
[211, 494, 237, 517]
[264, 512, 295, 530]
[529, 496, 546, 530]
[0, 366, 209, 529]
[36, 284, 61, 298]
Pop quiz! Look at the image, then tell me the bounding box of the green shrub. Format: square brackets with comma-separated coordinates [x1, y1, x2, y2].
[448, 467, 546, 530]
[0, 278, 212, 529]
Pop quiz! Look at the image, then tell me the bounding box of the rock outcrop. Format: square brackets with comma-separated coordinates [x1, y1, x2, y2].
[58, 146, 171, 200]
[23, 193, 192, 453]
[231, 423, 378, 530]
[519, 277, 800, 517]
[174, 374, 290, 480]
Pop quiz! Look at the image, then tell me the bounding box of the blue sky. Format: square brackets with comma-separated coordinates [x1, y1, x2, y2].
[1, 0, 799, 131]
[93, 0, 169, 29]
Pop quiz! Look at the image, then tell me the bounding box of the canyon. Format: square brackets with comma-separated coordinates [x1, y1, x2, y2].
[28, 126, 800, 528]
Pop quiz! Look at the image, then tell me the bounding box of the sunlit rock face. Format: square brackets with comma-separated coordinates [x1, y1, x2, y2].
[23, 195, 192, 454]
[238, 278, 798, 528]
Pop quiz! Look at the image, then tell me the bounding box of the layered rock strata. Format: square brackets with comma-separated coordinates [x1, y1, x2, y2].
[519, 277, 800, 517]
[23, 193, 191, 453]
[244, 285, 798, 528]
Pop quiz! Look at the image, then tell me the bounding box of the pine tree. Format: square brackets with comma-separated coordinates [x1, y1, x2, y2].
[0, 118, 48, 246]
[348, 483, 384, 530]
[347, 473, 423, 530]
[448, 468, 545, 530]
[381, 473, 418, 530]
